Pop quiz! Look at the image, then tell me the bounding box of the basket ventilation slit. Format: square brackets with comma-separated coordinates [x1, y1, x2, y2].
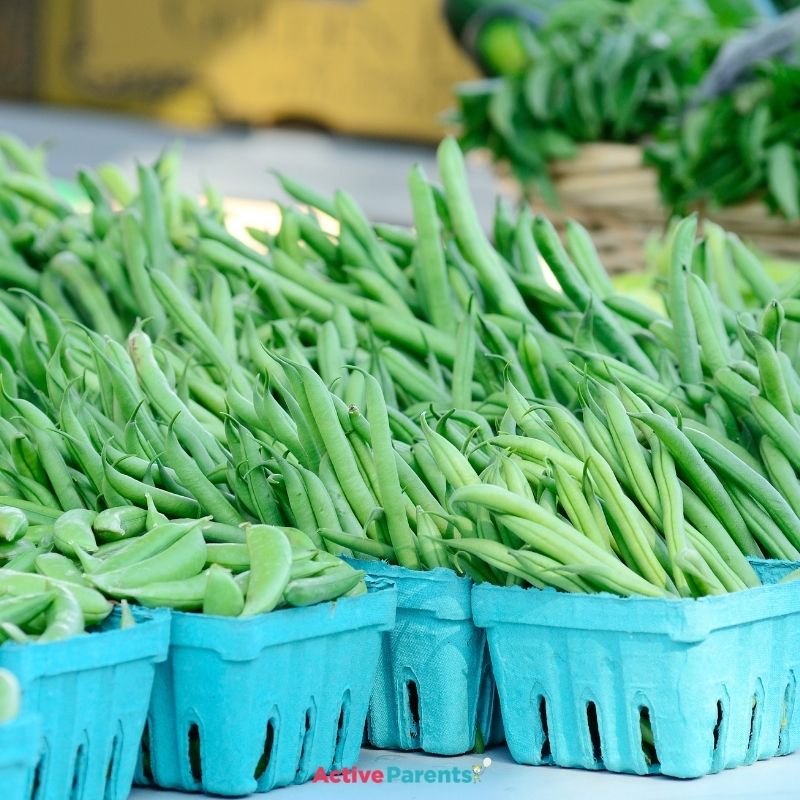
[538, 696, 551, 761]
[140, 722, 154, 784]
[188, 724, 202, 783]
[586, 702, 603, 766]
[746, 694, 759, 759]
[69, 744, 86, 800]
[103, 732, 122, 800]
[779, 674, 796, 754]
[295, 709, 314, 779]
[30, 752, 46, 800]
[639, 707, 659, 768]
[254, 719, 276, 781]
[334, 696, 350, 765]
[406, 680, 420, 740]
[712, 701, 724, 754]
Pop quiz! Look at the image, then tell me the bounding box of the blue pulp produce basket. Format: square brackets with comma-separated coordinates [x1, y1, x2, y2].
[473, 576, 800, 778]
[137, 580, 396, 796]
[0, 715, 41, 800]
[0, 606, 170, 800]
[351, 560, 503, 755]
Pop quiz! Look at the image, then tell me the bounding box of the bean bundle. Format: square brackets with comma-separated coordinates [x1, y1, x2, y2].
[0, 130, 799, 615]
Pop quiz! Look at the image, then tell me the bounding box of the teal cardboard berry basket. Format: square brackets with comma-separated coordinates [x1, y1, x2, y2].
[351, 560, 503, 755]
[473, 566, 800, 778]
[0, 606, 169, 800]
[0, 714, 41, 800]
[136, 580, 396, 796]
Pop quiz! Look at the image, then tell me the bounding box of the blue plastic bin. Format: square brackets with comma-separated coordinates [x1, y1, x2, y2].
[0, 714, 41, 800]
[138, 580, 396, 796]
[0, 606, 169, 800]
[351, 560, 503, 755]
[473, 577, 800, 778]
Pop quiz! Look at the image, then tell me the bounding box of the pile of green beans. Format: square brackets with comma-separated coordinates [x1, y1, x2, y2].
[1, 131, 800, 602]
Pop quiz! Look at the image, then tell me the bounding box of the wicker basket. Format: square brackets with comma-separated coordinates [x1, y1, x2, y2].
[498, 143, 800, 273]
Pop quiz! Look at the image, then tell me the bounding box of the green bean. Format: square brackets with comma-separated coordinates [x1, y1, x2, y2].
[748, 329, 794, 422]
[687, 272, 731, 374]
[365, 375, 419, 568]
[437, 138, 528, 319]
[632, 412, 759, 556]
[409, 164, 455, 332]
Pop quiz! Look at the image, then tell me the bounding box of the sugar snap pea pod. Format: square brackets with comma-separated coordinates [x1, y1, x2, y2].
[120, 572, 209, 612]
[96, 518, 208, 575]
[631, 413, 759, 557]
[39, 585, 84, 642]
[0, 670, 19, 723]
[686, 272, 731, 375]
[318, 529, 393, 561]
[90, 526, 207, 594]
[0, 497, 60, 525]
[0, 569, 111, 625]
[291, 556, 334, 581]
[205, 543, 250, 573]
[202, 521, 247, 545]
[409, 164, 454, 333]
[437, 138, 528, 319]
[203, 565, 245, 617]
[283, 566, 366, 607]
[241, 524, 292, 616]
[0, 506, 27, 543]
[53, 509, 98, 557]
[0, 592, 54, 636]
[365, 374, 419, 569]
[35, 552, 87, 585]
[92, 506, 147, 542]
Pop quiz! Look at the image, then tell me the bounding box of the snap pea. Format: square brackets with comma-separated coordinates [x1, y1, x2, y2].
[241, 525, 292, 616]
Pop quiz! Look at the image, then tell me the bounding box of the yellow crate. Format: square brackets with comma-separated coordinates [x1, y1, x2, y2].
[32, 0, 478, 140]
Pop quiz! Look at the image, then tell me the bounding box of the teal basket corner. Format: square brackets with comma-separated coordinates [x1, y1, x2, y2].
[0, 605, 170, 800]
[137, 580, 396, 796]
[473, 576, 800, 778]
[351, 560, 503, 755]
[0, 714, 41, 800]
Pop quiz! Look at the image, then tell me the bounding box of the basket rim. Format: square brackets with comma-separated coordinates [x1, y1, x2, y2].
[471, 560, 800, 643]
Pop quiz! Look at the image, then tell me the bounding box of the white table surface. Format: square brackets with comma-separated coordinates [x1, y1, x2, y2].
[130, 746, 800, 800]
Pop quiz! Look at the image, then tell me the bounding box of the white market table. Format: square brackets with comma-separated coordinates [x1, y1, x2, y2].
[130, 746, 800, 800]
